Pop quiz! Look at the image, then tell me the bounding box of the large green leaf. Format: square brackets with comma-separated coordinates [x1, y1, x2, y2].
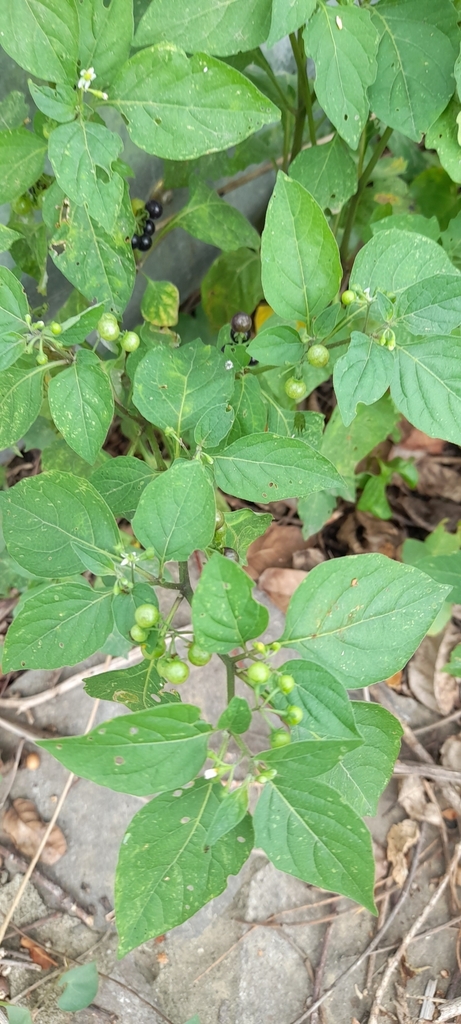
[369, 0, 458, 141]
[28, 80, 77, 123]
[48, 121, 124, 233]
[135, 0, 270, 55]
[77, 0, 133, 87]
[303, 4, 378, 150]
[320, 395, 399, 500]
[132, 460, 216, 563]
[371, 213, 441, 242]
[261, 172, 341, 324]
[0, 362, 45, 449]
[115, 778, 254, 955]
[0, 225, 22, 259]
[201, 248, 263, 329]
[84, 659, 180, 710]
[0, 0, 79, 83]
[319, 702, 403, 817]
[192, 552, 269, 652]
[2, 581, 114, 670]
[0, 128, 46, 203]
[267, 0, 317, 48]
[351, 228, 458, 296]
[110, 45, 279, 159]
[205, 786, 249, 848]
[58, 303, 106, 348]
[283, 553, 450, 687]
[247, 325, 305, 367]
[391, 336, 461, 445]
[40, 704, 212, 796]
[333, 331, 394, 426]
[253, 767, 375, 911]
[222, 509, 272, 564]
[227, 374, 267, 444]
[48, 350, 114, 464]
[270, 660, 361, 742]
[259, 737, 361, 778]
[394, 276, 461, 336]
[1, 471, 119, 578]
[425, 99, 461, 186]
[133, 339, 234, 434]
[90, 456, 154, 519]
[214, 433, 343, 503]
[141, 280, 179, 327]
[289, 135, 357, 211]
[0, 268, 30, 371]
[0, 91, 29, 130]
[175, 178, 260, 252]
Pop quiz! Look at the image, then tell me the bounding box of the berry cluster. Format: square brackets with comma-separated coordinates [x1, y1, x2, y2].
[131, 197, 163, 253]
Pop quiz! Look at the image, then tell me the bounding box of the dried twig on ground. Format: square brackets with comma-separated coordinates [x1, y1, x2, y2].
[394, 762, 461, 786]
[310, 911, 336, 1024]
[439, 995, 461, 1021]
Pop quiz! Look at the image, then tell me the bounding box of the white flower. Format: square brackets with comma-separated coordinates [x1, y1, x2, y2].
[204, 768, 218, 780]
[78, 67, 97, 90]
[225, 360, 234, 370]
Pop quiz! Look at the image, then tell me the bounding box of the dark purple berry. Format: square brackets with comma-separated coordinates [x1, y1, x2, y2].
[231, 311, 252, 334]
[131, 234, 140, 249]
[145, 199, 163, 219]
[138, 234, 153, 251]
[144, 219, 156, 236]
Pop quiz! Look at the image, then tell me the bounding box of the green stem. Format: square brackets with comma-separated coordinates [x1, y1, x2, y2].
[220, 654, 236, 702]
[291, 107, 307, 163]
[340, 125, 393, 264]
[289, 31, 316, 149]
[255, 48, 296, 115]
[178, 561, 194, 605]
[163, 593, 184, 631]
[145, 425, 168, 471]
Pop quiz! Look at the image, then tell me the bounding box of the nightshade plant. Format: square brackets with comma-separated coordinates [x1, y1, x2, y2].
[0, 0, 460, 957]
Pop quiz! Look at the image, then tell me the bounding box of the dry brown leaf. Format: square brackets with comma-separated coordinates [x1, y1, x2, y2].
[398, 776, 441, 826]
[258, 568, 307, 612]
[385, 670, 403, 690]
[292, 548, 325, 571]
[441, 734, 461, 771]
[433, 620, 461, 715]
[246, 523, 309, 580]
[20, 935, 58, 969]
[387, 819, 420, 886]
[395, 427, 445, 455]
[337, 510, 402, 557]
[2, 798, 67, 865]
[407, 635, 441, 712]
[413, 458, 461, 503]
[372, 839, 389, 883]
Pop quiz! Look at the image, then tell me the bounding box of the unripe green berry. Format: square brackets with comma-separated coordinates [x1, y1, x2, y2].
[246, 662, 272, 685]
[97, 313, 120, 343]
[269, 642, 282, 652]
[13, 194, 32, 216]
[215, 509, 225, 530]
[121, 331, 140, 352]
[36, 350, 48, 365]
[277, 673, 295, 695]
[188, 643, 212, 666]
[50, 321, 62, 336]
[134, 603, 159, 629]
[285, 704, 304, 726]
[214, 525, 226, 545]
[341, 289, 356, 306]
[34, 320, 45, 330]
[270, 729, 291, 748]
[284, 377, 308, 402]
[130, 624, 149, 643]
[158, 658, 190, 685]
[307, 344, 330, 368]
[253, 642, 266, 654]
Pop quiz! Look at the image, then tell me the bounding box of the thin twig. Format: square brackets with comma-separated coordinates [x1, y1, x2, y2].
[310, 912, 336, 1024]
[366, 889, 390, 994]
[193, 926, 258, 984]
[0, 846, 93, 928]
[368, 842, 461, 1024]
[439, 996, 461, 1022]
[0, 740, 24, 812]
[394, 761, 461, 786]
[414, 709, 461, 736]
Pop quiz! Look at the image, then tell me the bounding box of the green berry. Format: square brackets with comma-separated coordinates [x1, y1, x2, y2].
[341, 289, 356, 306]
[158, 658, 190, 685]
[246, 662, 272, 685]
[270, 729, 291, 748]
[214, 525, 226, 545]
[134, 603, 159, 629]
[131, 197, 145, 215]
[50, 322, 62, 336]
[307, 344, 330, 368]
[188, 643, 212, 666]
[269, 641, 282, 652]
[34, 320, 45, 330]
[36, 351, 48, 365]
[130, 624, 149, 643]
[215, 508, 225, 530]
[97, 313, 120, 343]
[285, 704, 304, 726]
[12, 194, 32, 216]
[121, 331, 140, 353]
[277, 673, 295, 695]
[284, 377, 308, 402]
[142, 636, 166, 660]
[256, 769, 278, 783]
[253, 642, 266, 654]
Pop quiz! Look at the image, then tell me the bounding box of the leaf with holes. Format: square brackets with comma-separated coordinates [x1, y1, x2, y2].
[84, 660, 181, 710]
[48, 121, 124, 233]
[78, 0, 133, 87]
[48, 350, 114, 464]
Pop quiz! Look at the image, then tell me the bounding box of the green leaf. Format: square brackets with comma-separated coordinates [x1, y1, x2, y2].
[141, 280, 179, 326]
[402, 550, 461, 603]
[391, 337, 461, 446]
[84, 659, 180, 710]
[175, 178, 260, 252]
[0, 224, 22, 256]
[2, 1006, 33, 1024]
[1, 471, 119, 578]
[49, 188, 135, 317]
[319, 396, 399, 501]
[132, 460, 216, 563]
[290, 134, 357, 211]
[10, 220, 48, 294]
[2, 581, 114, 670]
[371, 213, 440, 242]
[115, 778, 254, 955]
[77, 0, 133, 87]
[261, 173, 341, 324]
[135, 0, 270, 56]
[0, 0, 79, 83]
[133, 339, 234, 434]
[48, 121, 124, 233]
[227, 375, 267, 444]
[28, 80, 77, 123]
[369, 0, 458, 141]
[320, 702, 403, 817]
[48, 350, 114, 464]
[247, 325, 305, 367]
[425, 99, 461, 185]
[394, 276, 461, 336]
[271, 660, 361, 742]
[194, 404, 234, 449]
[0, 128, 46, 203]
[201, 248, 263, 330]
[0, 362, 45, 449]
[91, 456, 154, 519]
[267, 0, 317, 48]
[357, 472, 392, 521]
[57, 962, 99, 1012]
[40, 704, 211, 796]
[298, 491, 336, 539]
[441, 210, 461, 266]
[111, 45, 279, 160]
[222, 509, 272, 564]
[214, 433, 343, 504]
[333, 331, 394, 427]
[42, 439, 106, 478]
[0, 267, 30, 370]
[253, 767, 376, 912]
[205, 786, 249, 847]
[282, 553, 450, 687]
[192, 552, 269, 652]
[217, 696, 252, 734]
[303, 5, 378, 150]
[58, 303, 105, 347]
[351, 228, 458, 296]
[0, 91, 29, 131]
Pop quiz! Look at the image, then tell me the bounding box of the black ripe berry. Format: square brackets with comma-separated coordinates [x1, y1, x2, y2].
[138, 234, 153, 251]
[144, 219, 156, 236]
[231, 311, 252, 334]
[131, 234, 140, 249]
[145, 198, 163, 219]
